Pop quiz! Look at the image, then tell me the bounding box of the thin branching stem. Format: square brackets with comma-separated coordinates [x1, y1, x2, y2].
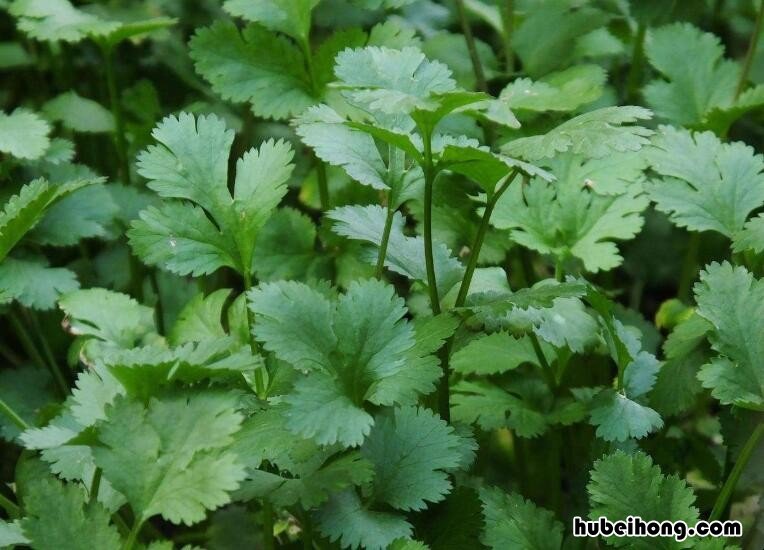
[735, 0, 764, 99]
[422, 132, 441, 315]
[0, 491, 20, 519]
[0, 396, 28, 432]
[501, 0, 515, 74]
[375, 201, 396, 279]
[454, 0, 488, 92]
[710, 422, 764, 520]
[454, 171, 518, 308]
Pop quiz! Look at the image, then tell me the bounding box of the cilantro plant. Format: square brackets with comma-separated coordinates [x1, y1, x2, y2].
[1, 1, 764, 549]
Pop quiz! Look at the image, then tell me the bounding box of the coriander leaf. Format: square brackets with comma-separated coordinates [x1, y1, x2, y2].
[0, 521, 29, 547]
[58, 288, 156, 348]
[335, 46, 456, 115]
[500, 65, 606, 113]
[0, 257, 79, 310]
[452, 332, 539, 376]
[694, 261, 764, 409]
[0, 177, 97, 261]
[93, 392, 246, 525]
[190, 22, 314, 120]
[588, 450, 699, 549]
[9, 0, 120, 43]
[252, 207, 327, 282]
[20, 475, 122, 550]
[479, 487, 563, 550]
[130, 113, 293, 277]
[295, 105, 389, 190]
[732, 213, 764, 254]
[223, 0, 319, 43]
[169, 289, 231, 345]
[42, 91, 114, 133]
[589, 390, 663, 442]
[0, 108, 50, 159]
[502, 107, 653, 161]
[361, 406, 469, 511]
[491, 155, 648, 272]
[316, 490, 413, 550]
[646, 126, 764, 237]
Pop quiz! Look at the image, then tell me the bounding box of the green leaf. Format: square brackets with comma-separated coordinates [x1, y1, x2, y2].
[732, 213, 764, 254]
[252, 207, 326, 282]
[295, 105, 390, 190]
[169, 289, 231, 345]
[0, 178, 96, 261]
[0, 257, 79, 310]
[223, 0, 319, 43]
[694, 262, 764, 410]
[190, 22, 314, 120]
[479, 487, 563, 550]
[589, 389, 663, 442]
[42, 91, 114, 133]
[588, 450, 699, 549]
[646, 126, 764, 237]
[0, 521, 29, 547]
[361, 406, 470, 511]
[237, 451, 373, 508]
[328, 205, 465, 298]
[316, 490, 413, 550]
[452, 332, 539, 376]
[0, 108, 50, 159]
[502, 107, 653, 161]
[335, 46, 456, 115]
[250, 280, 438, 446]
[58, 288, 155, 348]
[644, 23, 739, 128]
[512, 1, 608, 77]
[30, 183, 120, 246]
[500, 65, 606, 113]
[92, 391, 246, 525]
[491, 154, 648, 272]
[20, 475, 122, 550]
[9, 0, 120, 43]
[129, 113, 293, 277]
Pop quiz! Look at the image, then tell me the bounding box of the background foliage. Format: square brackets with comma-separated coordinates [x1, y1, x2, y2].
[0, 0, 763, 549]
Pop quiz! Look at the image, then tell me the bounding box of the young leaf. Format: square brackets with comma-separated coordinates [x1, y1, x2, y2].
[694, 262, 764, 410]
[646, 126, 764, 237]
[0, 257, 79, 310]
[502, 107, 653, 161]
[588, 450, 699, 549]
[479, 487, 563, 550]
[491, 154, 649, 272]
[20, 474, 122, 549]
[129, 113, 294, 277]
[361, 406, 469, 511]
[500, 65, 606, 113]
[92, 391, 246, 525]
[0, 108, 50, 159]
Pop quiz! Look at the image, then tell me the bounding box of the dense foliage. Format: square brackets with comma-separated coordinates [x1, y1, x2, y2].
[0, 0, 763, 548]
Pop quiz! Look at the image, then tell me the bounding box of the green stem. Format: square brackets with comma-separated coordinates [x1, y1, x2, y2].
[529, 333, 556, 392]
[454, 0, 488, 92]
[0, 396, 29, 432]
[422, 134, 441, 315]
[454, 173, 516, 308]
[262, 501, 275, 550]
[25, 309, 68, 395]
[375, 202, 396, 279]
[123, 519, 142, 550]
[102, 44, 130, 185]
[501, 0, 515, 74]
[89, 468, 102, 505]
[678, 232, 700, 302]
[735, 0, 764, 99]
[315, 158, 330, 211]
[554, 256, 564, 282]
[0, 492, 20, 519]
[709, 422, 764, 521]
[0, 341, 23, 367]
[243, 272, 266, 397]
[625, 23, 646, 102]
